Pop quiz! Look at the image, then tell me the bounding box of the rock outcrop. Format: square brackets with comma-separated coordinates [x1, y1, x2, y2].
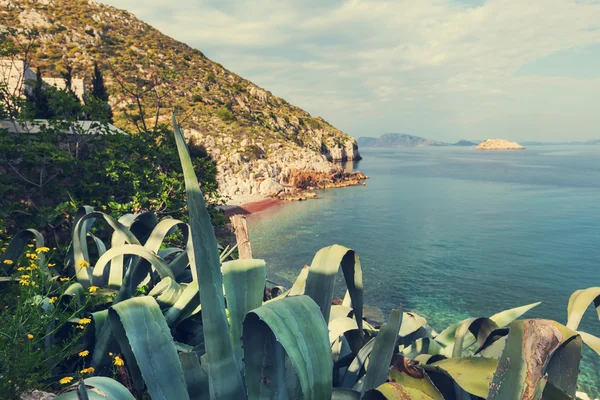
[476, 139, 525, 151]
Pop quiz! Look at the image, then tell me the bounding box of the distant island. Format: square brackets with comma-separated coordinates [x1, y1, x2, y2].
[476, 139, 525, 151]
[357, 133, 480, 148]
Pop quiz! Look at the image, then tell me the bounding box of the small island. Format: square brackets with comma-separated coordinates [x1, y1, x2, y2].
[476, 138, 525, 151]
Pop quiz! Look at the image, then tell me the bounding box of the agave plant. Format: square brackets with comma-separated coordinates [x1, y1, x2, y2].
[2, 115, 599, 400]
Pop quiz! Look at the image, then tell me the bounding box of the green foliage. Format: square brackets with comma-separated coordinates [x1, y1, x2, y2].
[0, 86, 223, 248]
[217, 107, 235, 122]
[0, 241, 89, 399]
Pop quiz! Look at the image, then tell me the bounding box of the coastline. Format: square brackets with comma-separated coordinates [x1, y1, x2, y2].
[223, 197, 282, 218]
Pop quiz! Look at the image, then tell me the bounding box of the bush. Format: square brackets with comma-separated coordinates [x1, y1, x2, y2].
[217, 107, 234, 122]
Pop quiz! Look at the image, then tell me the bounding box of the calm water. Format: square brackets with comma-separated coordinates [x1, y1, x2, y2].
[247, 145, 600, 393]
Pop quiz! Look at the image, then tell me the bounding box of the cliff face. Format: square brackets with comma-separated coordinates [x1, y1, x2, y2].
[0, 0, 362, 201]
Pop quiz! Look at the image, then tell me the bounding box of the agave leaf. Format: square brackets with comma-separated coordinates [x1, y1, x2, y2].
[341, 337, 375, 388]
[578, 330, 600, 355]
[148, 277, 184, 308]
[400, 338, 443, 358]
[179, 352, 210, 400]
[289, 265, 310, 296]
[142, 219, 190, 283]
[540, 381, 576, 400]
[164, 281, 201, 327]
[434, 302, 540, 350]
[108, 297, 189, 400]
[243, 295, 332, 400]
[222, 258, 266, 367]
[172, 114, 244, 399]
[425, 357, 497, 398]
[329, 317, 359, 345]
[363, 383, 435, 399]
[73, 212, 140, 288]
[304, 245, 364, 338]
[332, 388, 361, 399]
[0, 229, 46, 275]
[450, 317, 499, 358]
[55, 377, 136, 400]
[388, 368, 443, 400]
[63, 282, 85, 307]
[544, 334, 582, 396]
[362, 308, 403, 394]
[487, 320, 580, 400]
[566, 288, 600, 331]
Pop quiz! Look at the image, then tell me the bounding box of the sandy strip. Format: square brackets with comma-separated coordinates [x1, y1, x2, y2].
[223, 198, 282, 218]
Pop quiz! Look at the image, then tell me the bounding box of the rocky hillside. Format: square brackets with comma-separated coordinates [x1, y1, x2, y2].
[0, 0, 362, 203]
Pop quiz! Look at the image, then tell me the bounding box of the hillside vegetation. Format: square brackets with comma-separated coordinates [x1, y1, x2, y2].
[0, 0, 362, 201]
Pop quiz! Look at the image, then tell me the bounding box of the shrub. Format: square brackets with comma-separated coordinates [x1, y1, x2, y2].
[217, 107, 234, 122]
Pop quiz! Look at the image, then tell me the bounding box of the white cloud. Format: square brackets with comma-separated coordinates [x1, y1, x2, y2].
[100, 0, 600, 141]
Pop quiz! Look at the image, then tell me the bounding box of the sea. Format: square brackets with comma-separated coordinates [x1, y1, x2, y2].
[246, 145, 600, 394]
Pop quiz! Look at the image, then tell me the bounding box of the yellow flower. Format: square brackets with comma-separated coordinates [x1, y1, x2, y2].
[79, 260, 90, 267]
[27, 244, 34, 248]
[109, 352, 113, 357]
[49, 297, 58, 304]
[19, 280, 30, 286]
[78, 350, 89, 357]
[17, 267, 25, 271]
[20, 275, 30, 279]
[80, 367, 95, 374]
[27, 333, 33, 340]
[48, 263, 56, 267]
[76, 325, 85, 329]
[59, 376, 73, 385]
[113, 356, 124, 366]
[1, 247, 6, 251]
[88, 286, 99, 293]
[35, 247, 50, 253]
[2, 259, 13, 265]
[59, 277, 70, 282]
[79, 317, 92, 325]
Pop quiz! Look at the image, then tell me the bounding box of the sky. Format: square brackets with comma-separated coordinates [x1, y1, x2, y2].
[99, 0, 600, 142]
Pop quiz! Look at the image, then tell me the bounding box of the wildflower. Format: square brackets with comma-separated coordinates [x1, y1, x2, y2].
[27, 244, 34, 248]
[2, 259, 13, 265]
[59, 377, 73, 385]
[59, 277, 70, 282]
[80, 367, 95, 374]
[79, 317, 92, 325]
[109, 352, 113, 356]
[35, 247, 50, 253]
[79, 260, 90, 267]
[48, 263, 56, 267]
[113, 356, 124, 366]
[17, 267, 25, 271]
[76, 325, 85, 329]
[88, 286, 99, 293]
[1, 247, 6, 251]
[78, 350, 89, 357]
[49, 297, 58, 304]
[20, 274, 31, 279]
[19, 280, 30, 286]
[27, 333, 33, 340]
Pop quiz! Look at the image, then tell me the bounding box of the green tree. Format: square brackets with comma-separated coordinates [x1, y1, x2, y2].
[24, 68, 52, 119]
[87, 61, 113, 122]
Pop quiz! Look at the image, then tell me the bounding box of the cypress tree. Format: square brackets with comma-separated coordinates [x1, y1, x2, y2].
[89, 62, 112, 122]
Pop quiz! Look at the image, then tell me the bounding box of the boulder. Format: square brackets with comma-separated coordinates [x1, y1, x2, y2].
[258, 178, 284, 196]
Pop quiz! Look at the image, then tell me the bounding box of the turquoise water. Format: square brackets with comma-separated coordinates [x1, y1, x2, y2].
[247, 145, 600, 393]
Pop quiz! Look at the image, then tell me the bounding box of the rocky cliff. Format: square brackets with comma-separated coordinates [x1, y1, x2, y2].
[476, 139, 525, 151]
[0, 0, 363, 203]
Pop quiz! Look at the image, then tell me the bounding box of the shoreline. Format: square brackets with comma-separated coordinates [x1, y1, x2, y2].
[223, 198, 282, 218]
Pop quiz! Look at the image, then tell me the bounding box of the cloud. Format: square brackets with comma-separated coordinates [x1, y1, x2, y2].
[100, 0, 600, 141]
